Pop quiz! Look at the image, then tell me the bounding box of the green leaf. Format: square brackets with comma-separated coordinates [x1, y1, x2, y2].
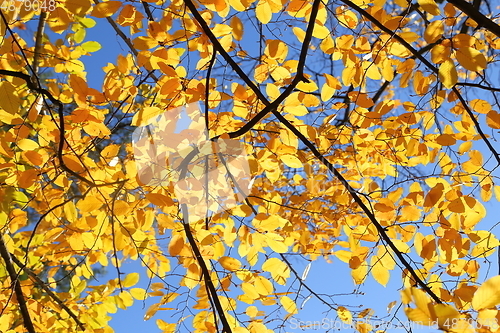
[81, 41, 101, 52]
[79, 17, 96, 28]
[74, 28, 86, 44]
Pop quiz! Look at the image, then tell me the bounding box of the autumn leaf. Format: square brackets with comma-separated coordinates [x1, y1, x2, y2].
[456, 47, 487, 71]
[219, 256, 242, 271]
[438, 59, 458, 89]
[472, 276, 500, 310]
[91, 1, 122, 18]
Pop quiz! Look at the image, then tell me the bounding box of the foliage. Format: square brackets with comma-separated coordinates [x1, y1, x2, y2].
[1, 0, 500, 332]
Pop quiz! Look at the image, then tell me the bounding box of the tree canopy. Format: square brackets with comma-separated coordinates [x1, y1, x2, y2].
[1, 0, 500, 332]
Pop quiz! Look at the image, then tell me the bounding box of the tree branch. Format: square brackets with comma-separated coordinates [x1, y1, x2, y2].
[447, 0, 500, 38]
[0, 69, 129, 187]
[33, 11, 47, 76]
[10, 254, 86, 331]
[0, 233, 36, 333]
[339, 0, 500, 165]
[183, 0, 320, 139]
[181, 205, 233, 333]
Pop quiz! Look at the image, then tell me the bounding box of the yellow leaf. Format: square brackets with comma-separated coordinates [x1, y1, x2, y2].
[68, 233, 83, 251]
[337, 306, 352, 324]
[17, 139, 39, 151]
[262, 257, 289, 284]
[113, 200, 130, 216]
[256, 0, 272, 24]
[91, 1, 122, 18]
[266, 83, 281, 100]
[486, 110, 500, 129]
[456, 47, 487, 71]
[321, 84, 335, 102]
[417, 0, 440, 15]
[452, 34, 475, 48]
[312, 24, 330, 39]
[280, 296, 298, 314]
[472, 275, 500, 310]
[438, 59, 457, 89]
[349, 91, 374, 108]
[431, 44, 451, 64]
[470, 99, 491, 114]
[123, 272, 140, 288]
[219, 256, 242, 271]
[212, 24, 232, 37]
[229, 0, 246, 13]
[144, 303, 159, 321]
[156, 319, 176, 333]
[265, 40, 288, 62]
[280, 154, 303, 168]
[292, 27, 306, 43]
[241, 282, 260, 299]
[296, 80, 318, 93]
[254, 276, 273, 295]
[254, 64, 269, 83]
[130, 288, 148, 300]
[132, 36, 158, 51]
[76, 196, 103, 213]
[265, 233, 288, 253]
[82, 232, 96, 249]
[351, 263, 367, 284]
[448, 198, 465, 213]
[424, 21, 443, 44]
[434, 304, 460, 330]
[0, 81, 20, 115]
[132, 106, 164, 126]
[372, 262, 390, 286]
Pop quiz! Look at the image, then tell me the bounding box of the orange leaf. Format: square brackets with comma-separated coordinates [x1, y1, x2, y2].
[168, 234, 184, 257]
[486, 110, 500, 129]
[91, 1, 122, 18]
[146, 193, 174, 207]
[436, 133, 456, 146]
[424, 183, 444, 208]
[219, 256, 242, 271]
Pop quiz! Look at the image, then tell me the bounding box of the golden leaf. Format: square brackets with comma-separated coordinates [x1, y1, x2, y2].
[219, 256, 242, 271]
[438, 59, 458, 89]
[472, 275, 500, 310]
[456, 47, 487, 71]
[0, 81, 20, 115]
[280, 154, 303, 168]
[417, 0, 440, 15]
[91, 1, 122, 18]
[122, 272, 140, 288]
[424, 20, 443, 44]
[280, 296, 298, 314]
[168, 234, 184, 257]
